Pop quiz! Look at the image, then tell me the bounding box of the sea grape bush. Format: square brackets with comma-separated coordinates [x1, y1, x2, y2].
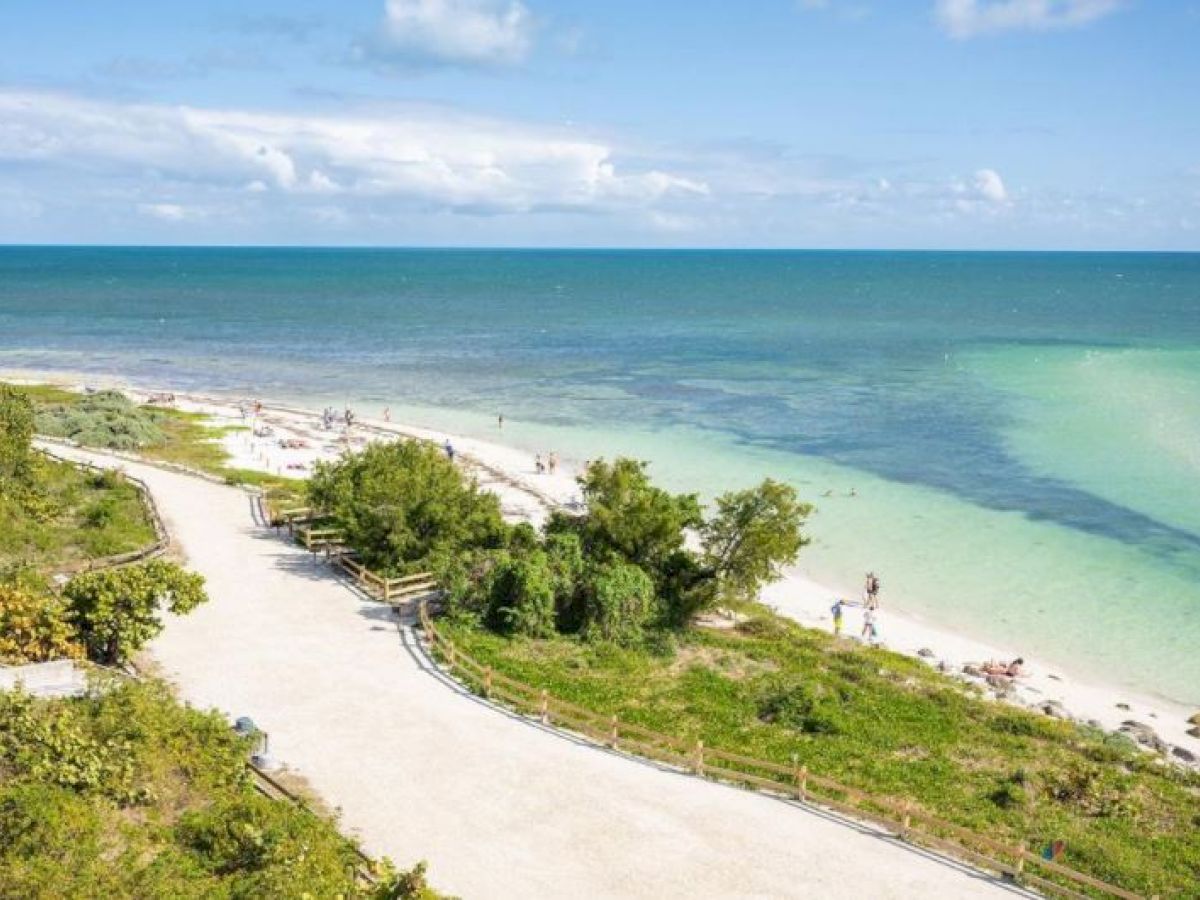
[63, 560, 208, 665]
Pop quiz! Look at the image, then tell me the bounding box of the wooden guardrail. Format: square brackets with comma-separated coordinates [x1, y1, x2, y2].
[328, 551, 437, 605]
[416, 599, 1143, 900]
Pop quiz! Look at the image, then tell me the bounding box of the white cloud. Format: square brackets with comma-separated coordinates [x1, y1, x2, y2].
[0, 89, 706, 217]
[972, 168, 1008, 203]
[137, 203, 190, 221]
[363, 0, 536, 68]
[934, 0, 1124, 38]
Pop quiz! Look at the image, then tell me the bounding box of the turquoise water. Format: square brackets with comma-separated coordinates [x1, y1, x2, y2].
[2, 247, 1198, 703]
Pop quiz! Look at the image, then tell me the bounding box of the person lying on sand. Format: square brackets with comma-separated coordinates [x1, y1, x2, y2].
[982, 658, 1025, 678]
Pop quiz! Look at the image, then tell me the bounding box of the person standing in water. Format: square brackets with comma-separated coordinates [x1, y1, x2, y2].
[498, 413, 504, 430]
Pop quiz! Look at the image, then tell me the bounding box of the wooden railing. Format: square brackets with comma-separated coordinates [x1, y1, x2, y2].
[329, 551, 437, 605]
[416, 599, 1143, 900]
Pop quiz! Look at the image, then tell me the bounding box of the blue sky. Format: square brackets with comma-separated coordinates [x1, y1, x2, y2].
[0, 0, 1197, 248]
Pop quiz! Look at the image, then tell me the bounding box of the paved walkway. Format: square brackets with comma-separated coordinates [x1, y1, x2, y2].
[53, 445, 1026, 900]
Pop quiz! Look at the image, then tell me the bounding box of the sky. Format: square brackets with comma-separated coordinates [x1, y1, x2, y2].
[0, 0, 1197, 249]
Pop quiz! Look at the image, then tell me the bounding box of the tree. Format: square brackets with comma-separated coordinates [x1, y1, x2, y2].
[701, 479, 810, 607]
[309, 441, 507, 574]
[0, 384, 35, 485]
[567, 458, 702, 580]
[63, 561, 207, 665]
[0, 585, 84, 665]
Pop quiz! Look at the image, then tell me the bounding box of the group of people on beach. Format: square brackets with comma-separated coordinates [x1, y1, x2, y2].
[829, 571, 884, 644]
[320, 406, 356, 432]
[534, 451, 558, 475]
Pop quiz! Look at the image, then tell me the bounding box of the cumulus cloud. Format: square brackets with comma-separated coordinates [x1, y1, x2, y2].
[357, 0, 536, 68]
[0, 89, 706, 218]
[972, 168, 1008, 203]
[934, 0, 1124, 38]
[137, 203, 191, 221]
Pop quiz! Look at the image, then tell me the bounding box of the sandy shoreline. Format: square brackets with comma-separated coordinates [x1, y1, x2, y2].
[8, 366, 1199, 765]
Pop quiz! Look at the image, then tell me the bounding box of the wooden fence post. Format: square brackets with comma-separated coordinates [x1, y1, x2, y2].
[539, 689, 549, 724]
[608, 714, 619, 748]
[483, 667, 493, 698]
[693, 739, 705, 776]
[1014, 842, 1026, 879]
[901, 802, 912, 840]
[798, 764, 808, 802]
[383, 579, 391, 604]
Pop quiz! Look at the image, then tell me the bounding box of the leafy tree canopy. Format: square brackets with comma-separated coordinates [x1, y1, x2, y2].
[309, 440, 507, 574]
[63, 560, 208, 665]
[567, 458, 702, 576]
[701, 478, 811, 607]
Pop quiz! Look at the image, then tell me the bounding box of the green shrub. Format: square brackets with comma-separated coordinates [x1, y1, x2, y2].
[485, 551, 558, 638]
[580, 559, 657, 645]
[63, 560, 208, 665]
[35, 390, 167, 450]
[0, 584, 84, 664]
[755, 676, 843, 735]
[310, 441, 506, 574]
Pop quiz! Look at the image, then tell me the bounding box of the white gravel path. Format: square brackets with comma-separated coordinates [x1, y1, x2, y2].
[51, 445, 1027, 900]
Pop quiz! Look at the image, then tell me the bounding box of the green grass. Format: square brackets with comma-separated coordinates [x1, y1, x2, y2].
[439, 610, 1200, 897]
[0, 458, 157, 572]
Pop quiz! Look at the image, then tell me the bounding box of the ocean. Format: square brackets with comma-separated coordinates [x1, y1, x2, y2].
[2, 246, 1198, 704]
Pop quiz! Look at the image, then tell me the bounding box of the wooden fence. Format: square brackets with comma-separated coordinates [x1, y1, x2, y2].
[416, 598, 1144, 900]
[330, 552, 438, 606]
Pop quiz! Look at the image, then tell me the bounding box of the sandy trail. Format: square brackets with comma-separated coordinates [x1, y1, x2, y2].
[45, 444, 1024, 900]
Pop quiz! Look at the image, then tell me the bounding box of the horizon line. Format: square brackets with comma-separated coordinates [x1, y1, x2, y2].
[2, 243, 1199, 254]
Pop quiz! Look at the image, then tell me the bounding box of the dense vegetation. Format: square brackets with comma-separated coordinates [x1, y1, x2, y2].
[0, 385, 156, 572]
[35, 389, 168, 450]
[311, 432, 1198, 896]
[0, 678, 440, 898]
[2, 388, 442, 897]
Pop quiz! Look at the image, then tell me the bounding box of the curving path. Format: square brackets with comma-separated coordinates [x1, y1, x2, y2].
[50, 444, 1026, 900]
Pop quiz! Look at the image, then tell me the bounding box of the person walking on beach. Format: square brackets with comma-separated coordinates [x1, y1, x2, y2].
[383, 406, 391, 423]
[830, 598, 848, 637]
[444, 440, 456, 462]
[862, 607, 879, 644]
[548, 451, 558, 475]
[535, 453, 545, 474]
[864, 571, 881, 609]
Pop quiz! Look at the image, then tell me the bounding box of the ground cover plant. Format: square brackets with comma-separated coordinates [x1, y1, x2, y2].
[0, 385, 156, 572]
[0, 678, 442, 899]
[437, 611, 1200, 897]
